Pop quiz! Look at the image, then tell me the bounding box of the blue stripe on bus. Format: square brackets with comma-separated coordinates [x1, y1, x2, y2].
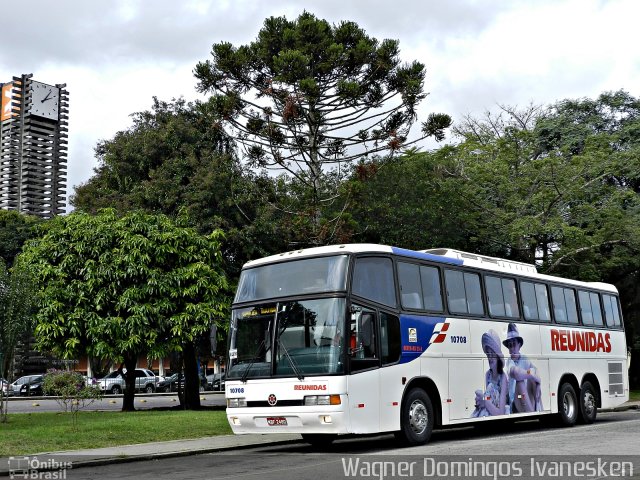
[391, 247, 463, 266]
[398, 314, 447, 364]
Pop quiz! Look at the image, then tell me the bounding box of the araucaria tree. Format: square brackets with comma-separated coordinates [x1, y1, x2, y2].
[20, 210, 230, 411]
[194, 11, 451, 243]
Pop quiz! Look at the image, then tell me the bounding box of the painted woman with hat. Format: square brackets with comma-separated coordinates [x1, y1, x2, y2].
[472, 329, 508, 417]
[503, 323, 543, 413]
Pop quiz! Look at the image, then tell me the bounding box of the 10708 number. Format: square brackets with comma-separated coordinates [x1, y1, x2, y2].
[451, 336, 467, 343]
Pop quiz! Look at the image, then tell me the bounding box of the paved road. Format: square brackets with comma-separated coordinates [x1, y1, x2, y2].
[68, 409, 640, 480]
[5, 392, 226, 412]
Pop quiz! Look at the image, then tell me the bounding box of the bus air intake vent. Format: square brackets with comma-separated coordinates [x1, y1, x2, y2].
[608, 362, 624, 395]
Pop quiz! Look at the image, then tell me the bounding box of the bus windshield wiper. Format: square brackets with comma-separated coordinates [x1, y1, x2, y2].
[277, 339, 304, 381]
[241, 339, 270, 383]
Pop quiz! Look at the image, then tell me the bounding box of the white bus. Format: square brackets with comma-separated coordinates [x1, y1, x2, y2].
[225, 244, 629, 446]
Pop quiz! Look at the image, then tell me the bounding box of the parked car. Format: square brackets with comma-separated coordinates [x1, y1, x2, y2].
[206, 373, 225, 391]
[97, 369, 164, 394]
[19, 375, 46, 396]
[8, 375, 45, 397]
[1, 378, 8, 396]
[97, 371, 125, 394]
[159, 373, 206, 392]
[158, 373, 184, 393]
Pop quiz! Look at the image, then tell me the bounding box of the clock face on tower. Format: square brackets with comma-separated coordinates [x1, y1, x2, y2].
[29, 81, 60, 120]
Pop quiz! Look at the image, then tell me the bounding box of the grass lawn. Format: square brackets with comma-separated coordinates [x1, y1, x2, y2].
[0, 409, 232, 456]
[630, 390, 640, 402]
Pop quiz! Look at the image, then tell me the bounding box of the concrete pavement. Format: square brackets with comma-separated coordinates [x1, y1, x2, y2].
[1, 401, 638, 477]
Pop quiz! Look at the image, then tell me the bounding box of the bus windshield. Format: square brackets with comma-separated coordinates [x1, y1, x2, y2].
[227, 298, 346, 380]
[234, 255, 349, 303]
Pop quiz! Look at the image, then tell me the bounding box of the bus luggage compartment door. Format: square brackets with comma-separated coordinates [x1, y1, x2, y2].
[448, 359, 484, 421]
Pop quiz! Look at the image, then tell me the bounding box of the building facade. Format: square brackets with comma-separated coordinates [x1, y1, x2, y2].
[0, 73, 68, 218]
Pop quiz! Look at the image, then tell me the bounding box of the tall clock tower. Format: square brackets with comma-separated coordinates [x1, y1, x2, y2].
[0, 73, 68, 218]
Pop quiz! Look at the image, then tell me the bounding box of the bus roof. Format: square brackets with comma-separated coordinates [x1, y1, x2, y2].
[242, 244, 618, 293]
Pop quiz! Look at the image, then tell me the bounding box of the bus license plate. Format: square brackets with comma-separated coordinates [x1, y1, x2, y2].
[267, 417, 287, 426]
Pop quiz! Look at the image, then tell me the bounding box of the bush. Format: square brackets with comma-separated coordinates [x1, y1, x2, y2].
[43, 370, 103, 429]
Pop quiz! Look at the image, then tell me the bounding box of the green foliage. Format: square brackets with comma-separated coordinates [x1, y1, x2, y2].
[194, 11, 451, 243]
[20, 209, 230, 361]
[0, 261, 36, 422]
[0, 210, 42, 267]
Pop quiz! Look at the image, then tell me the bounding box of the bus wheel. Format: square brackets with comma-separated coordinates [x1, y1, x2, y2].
[301, 434, 336, 447]
[558, 383, 578, 427]
[579, 381, 597, 424]
[395, 388, 434, 446]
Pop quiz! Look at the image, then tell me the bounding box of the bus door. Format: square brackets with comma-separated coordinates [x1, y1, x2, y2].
[347, 306, 380, 433]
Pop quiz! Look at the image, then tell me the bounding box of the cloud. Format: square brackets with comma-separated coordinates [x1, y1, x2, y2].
[0, 0, 638, 212]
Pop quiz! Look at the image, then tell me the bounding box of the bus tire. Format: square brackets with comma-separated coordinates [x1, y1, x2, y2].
[579, 381, 597, 424]
[395, 388, 434, 446]
[301, 434, 336, 447]
[558, 383, 578, 427]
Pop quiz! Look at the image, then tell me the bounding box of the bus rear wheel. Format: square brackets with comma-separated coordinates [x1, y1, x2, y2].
[579, 381, 597, 424]
[395, 388, 434, 446]
[557, 383, 578, 427]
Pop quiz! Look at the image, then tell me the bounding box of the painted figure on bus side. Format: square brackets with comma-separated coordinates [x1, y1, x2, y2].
[472, 329, 508, 417]
[503, 323, 543, 413]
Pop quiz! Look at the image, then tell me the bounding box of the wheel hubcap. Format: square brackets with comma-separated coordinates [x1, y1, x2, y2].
[563, 391, 575, 419]
[409, 400, 428, 435]
[583, 392, 595, 416]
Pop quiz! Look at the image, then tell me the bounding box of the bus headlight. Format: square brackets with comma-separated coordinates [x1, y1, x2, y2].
[304, 395, 341, 406]
[227, 398, 247, 408]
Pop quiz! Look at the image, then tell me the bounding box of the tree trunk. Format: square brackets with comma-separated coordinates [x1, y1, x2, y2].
[183, 342, 201, 410]
[121, 354, 137, 412]
[170, 352, 185, 408]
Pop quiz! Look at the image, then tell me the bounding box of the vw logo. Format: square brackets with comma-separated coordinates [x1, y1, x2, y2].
[268, 394, 277, 406]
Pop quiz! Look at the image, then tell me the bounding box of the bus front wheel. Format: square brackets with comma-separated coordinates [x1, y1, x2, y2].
[395, 388, 434, 446]
[558, 383, 578, 427]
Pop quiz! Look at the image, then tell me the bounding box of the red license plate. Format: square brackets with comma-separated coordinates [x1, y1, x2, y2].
[267, 417, 288, 426]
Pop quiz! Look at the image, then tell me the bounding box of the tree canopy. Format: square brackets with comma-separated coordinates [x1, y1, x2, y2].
[72, 98, 290, 277]
[194, 11, 451, 242]
[19, 209, 231, 410]
[0, 210, 42, 267]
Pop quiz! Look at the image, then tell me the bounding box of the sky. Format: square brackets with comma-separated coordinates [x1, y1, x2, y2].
[1, 0, 638, 211]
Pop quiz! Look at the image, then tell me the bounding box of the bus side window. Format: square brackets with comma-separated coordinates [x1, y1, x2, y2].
[603, 294, 622, 328]
[352, 257, 397, 307]
[380, 312, 400, 364]
[552, 286, 578, 324]
[360, 313, 376, 358]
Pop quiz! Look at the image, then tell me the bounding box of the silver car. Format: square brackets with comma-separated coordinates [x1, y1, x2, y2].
[98, 369, 163, 394]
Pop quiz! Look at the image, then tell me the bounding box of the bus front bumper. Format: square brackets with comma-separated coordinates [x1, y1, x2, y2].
[227, 407, 348, 434]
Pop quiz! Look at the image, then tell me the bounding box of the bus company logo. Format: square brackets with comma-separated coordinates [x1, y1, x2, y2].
[294, 384, 327, 391]
[429, 321, 451, 344]
[408, 328, 418, 342]
[551, 329, 612, 353]
[267, 394, 277, 406]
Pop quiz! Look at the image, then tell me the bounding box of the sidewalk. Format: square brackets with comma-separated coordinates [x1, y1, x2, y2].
[1, 401, 638, 476]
